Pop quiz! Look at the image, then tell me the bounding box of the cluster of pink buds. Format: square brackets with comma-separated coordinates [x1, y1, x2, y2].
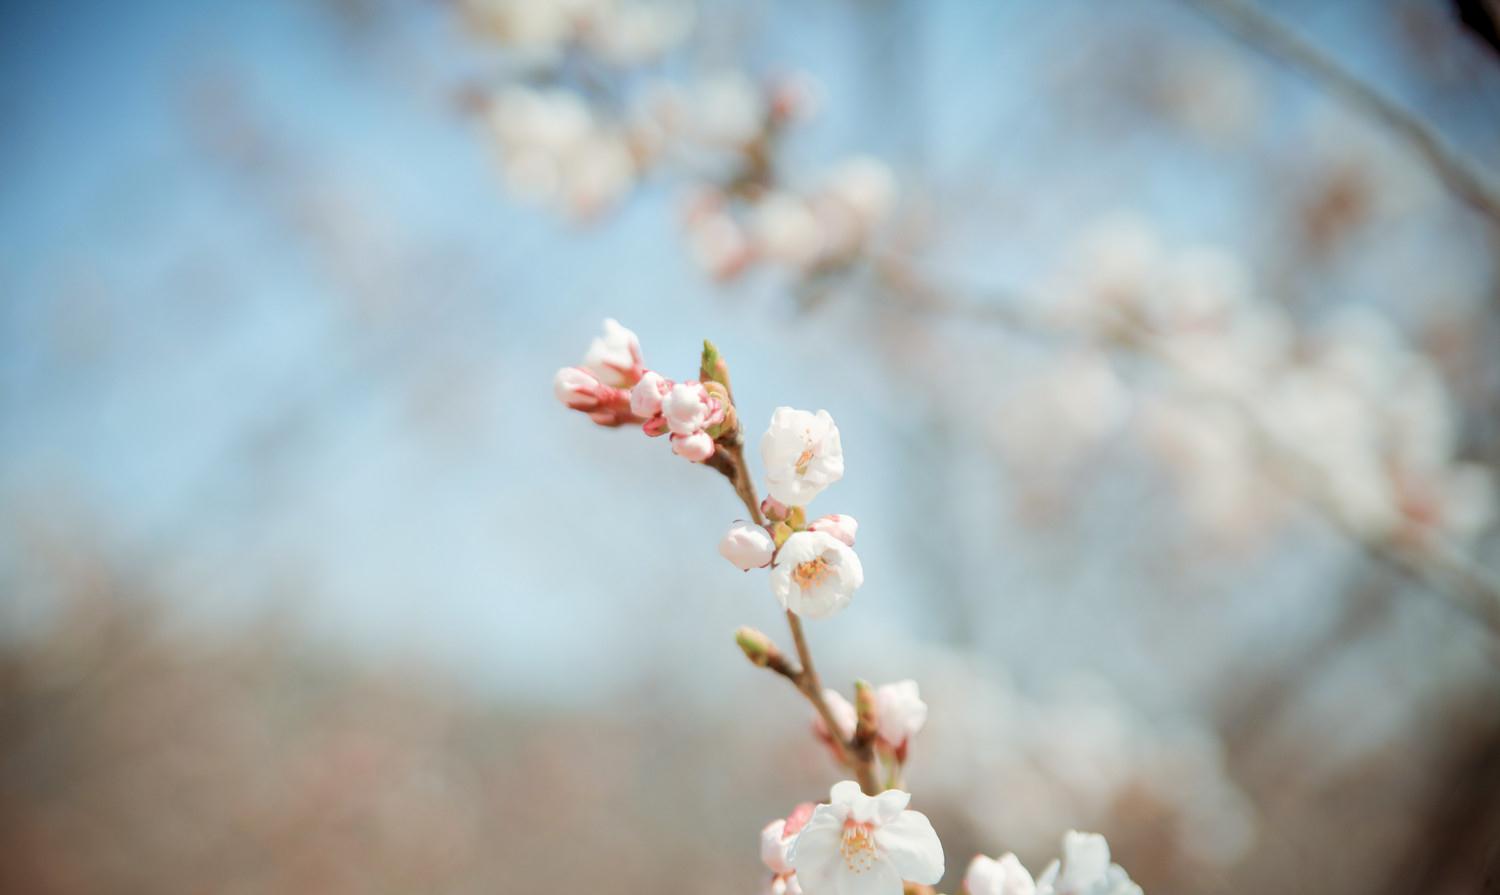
[552, 319, 648, 426]
[630, 372, 734, 463]
[554, 319, 741, 464]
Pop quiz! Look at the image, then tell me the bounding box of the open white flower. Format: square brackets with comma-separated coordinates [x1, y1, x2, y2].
[1034, 831, 1141, 895]
[720, 521, 776, 571]
[965, 853, 1036, 895]
[875, 680, 927, 752]
[770, 531, 863, 619]
[762, 408, 845, 507]
[789, 781, 944, 895]
[967, 832, 1139, 895]
[582, 318, 643, 387]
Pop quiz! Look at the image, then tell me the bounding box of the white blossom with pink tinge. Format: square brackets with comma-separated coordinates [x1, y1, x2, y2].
[762, 407, 845, 507]
[965, 831, 1141, 895]
[770, 531, 862, 619]
[788, 781, 943, 895]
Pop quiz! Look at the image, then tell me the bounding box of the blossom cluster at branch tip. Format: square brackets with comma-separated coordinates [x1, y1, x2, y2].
[787, 780, 943, 895]
[555, 320, 738, 464]
[964, 831, 1142, 895]
[553, 319, 646, 426]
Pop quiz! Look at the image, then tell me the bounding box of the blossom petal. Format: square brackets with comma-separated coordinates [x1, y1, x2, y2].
[828, 780, 863, 808]
[788, 809, 845, 894]
[869, 789, 910, 825]
[1058, 831, 1110, 890]
[874, 810, 943, 885]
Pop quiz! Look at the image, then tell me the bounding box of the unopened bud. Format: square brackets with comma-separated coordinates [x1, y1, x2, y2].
[855, 679, 879, 735]
[735, 627, 777, 667]
[700, 339, 733, 390]
[761, 497, 790, 522]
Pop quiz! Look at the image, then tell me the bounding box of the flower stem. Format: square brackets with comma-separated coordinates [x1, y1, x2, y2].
[718, 439, 882, 795]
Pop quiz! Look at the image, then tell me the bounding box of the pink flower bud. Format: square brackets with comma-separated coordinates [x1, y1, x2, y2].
[585, 388, 642, 427]
[671, 430, 715, 462]
[719, 521, 775, 570]
[783, 802, 815, 837]
[808, 514, 858, 547]
[555, 367, 644, 427]
[631, 371, 671, 418]
[760, 497, 790, 522]
[582, 318, 644, 387]
[554, 366, 605, 411]
[662, 381, 711, 436]
[642, 415, 670, 437]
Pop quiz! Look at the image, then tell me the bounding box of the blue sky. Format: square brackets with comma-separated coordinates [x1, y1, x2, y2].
[2, 0, 1496, 715]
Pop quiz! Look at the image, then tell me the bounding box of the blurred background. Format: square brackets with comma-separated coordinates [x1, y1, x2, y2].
[3, 0, 1500, 892]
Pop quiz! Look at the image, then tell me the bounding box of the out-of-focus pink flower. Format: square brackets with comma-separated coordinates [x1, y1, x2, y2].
[875, 680, 926, 759]
[813, 688, 856, 746]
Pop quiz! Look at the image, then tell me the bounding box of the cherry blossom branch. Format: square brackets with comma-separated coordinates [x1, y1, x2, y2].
[1179, 0, 1500, 228]
[717, 435, 882, 794]
[872, 254, 1500, 641]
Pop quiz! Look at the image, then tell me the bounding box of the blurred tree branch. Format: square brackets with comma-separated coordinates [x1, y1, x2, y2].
[871, 253, 1500, 647]
[1180, 0, 1500, 228]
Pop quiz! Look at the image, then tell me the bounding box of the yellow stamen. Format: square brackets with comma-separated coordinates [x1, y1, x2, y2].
[795, 447, 816, 476]
[793, 558, 832, 590]
[840, 821, 878, 874]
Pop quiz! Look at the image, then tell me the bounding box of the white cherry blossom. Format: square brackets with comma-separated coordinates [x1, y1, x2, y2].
[965, 853, 1036, 895]
[967, 832, 1140, 895]
[762, 408, 845, 507]
[813, 688, 856, 743]
[1034, 831, 1142, 895]
[770, 531, 863, 619]
[789, 781, 943, 895]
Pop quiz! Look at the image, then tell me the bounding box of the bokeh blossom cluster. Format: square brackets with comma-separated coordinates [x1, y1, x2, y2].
[555, 320, 1144, 895]
[460, 0, 899, 280]
[1000, 213, 1495, 553]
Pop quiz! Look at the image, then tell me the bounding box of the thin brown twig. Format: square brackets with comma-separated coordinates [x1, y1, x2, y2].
[717, 438, 883, 793]
[1179, 0, 1500, 228]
